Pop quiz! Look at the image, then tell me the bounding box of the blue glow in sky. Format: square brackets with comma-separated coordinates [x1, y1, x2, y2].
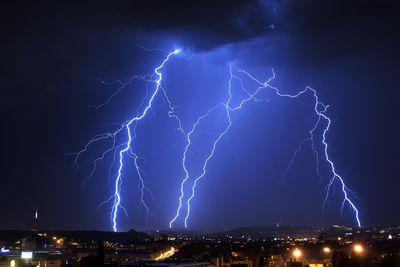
[2, 0, 399, 231]
[72, 44, 362, 231]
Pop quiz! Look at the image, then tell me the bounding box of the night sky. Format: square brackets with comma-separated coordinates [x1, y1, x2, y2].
[1, 0, 399, 232]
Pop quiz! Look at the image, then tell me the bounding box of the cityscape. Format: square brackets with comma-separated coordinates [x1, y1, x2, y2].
[0, 214, 400, 266]
[2, 0, 400, 267]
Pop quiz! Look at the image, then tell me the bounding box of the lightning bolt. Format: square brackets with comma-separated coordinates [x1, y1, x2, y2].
[169, 103, 222, 228]
[71, 47, 361, 231]
[71, 49, 180, 232]
[170, 64, 361, 228]
[236, 68, 361, 227]
[281, 109, 325, 182]
[170, 64, 275, 228]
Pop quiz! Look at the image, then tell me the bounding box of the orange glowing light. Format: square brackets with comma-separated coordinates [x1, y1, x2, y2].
[293, 249, 302, 258]
[354, 244, 364, 253]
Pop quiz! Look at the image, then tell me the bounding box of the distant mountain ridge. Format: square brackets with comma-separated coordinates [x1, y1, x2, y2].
[146, 225, 322, 238]
[213, 225, 322, 238]
[0, 229, 149, 243]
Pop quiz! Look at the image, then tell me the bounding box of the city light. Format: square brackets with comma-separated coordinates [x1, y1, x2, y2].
[10, 260, 15, 267]
[232, 252, 240, 257]
[1, 247, 10, 253]
[155, 247, 177, 261]
[293, 249, 302, 258]
[354, 244, 364, 253]
[323, 247, 331, 253]
[21, 251, 33, 259]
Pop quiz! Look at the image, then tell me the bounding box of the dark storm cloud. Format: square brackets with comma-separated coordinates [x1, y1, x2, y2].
[0, 0, 276, 51]
[283, 0, 399, 33]
[2, 0, 398, 52]
[97, 0, 400, 51]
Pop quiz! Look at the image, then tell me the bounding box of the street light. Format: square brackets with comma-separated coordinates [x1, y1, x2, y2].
[10, 260, 16, 267]
[353, 244, 364, 254]
[323, 247, 331, 253]
[293, 249, 302, 258]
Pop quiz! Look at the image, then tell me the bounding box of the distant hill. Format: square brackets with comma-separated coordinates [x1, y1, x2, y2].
[0, 229, 149, 243]
[213, 225, 322, 239]
[146, 229, 206, 237]
[146, 225, 322, 239]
